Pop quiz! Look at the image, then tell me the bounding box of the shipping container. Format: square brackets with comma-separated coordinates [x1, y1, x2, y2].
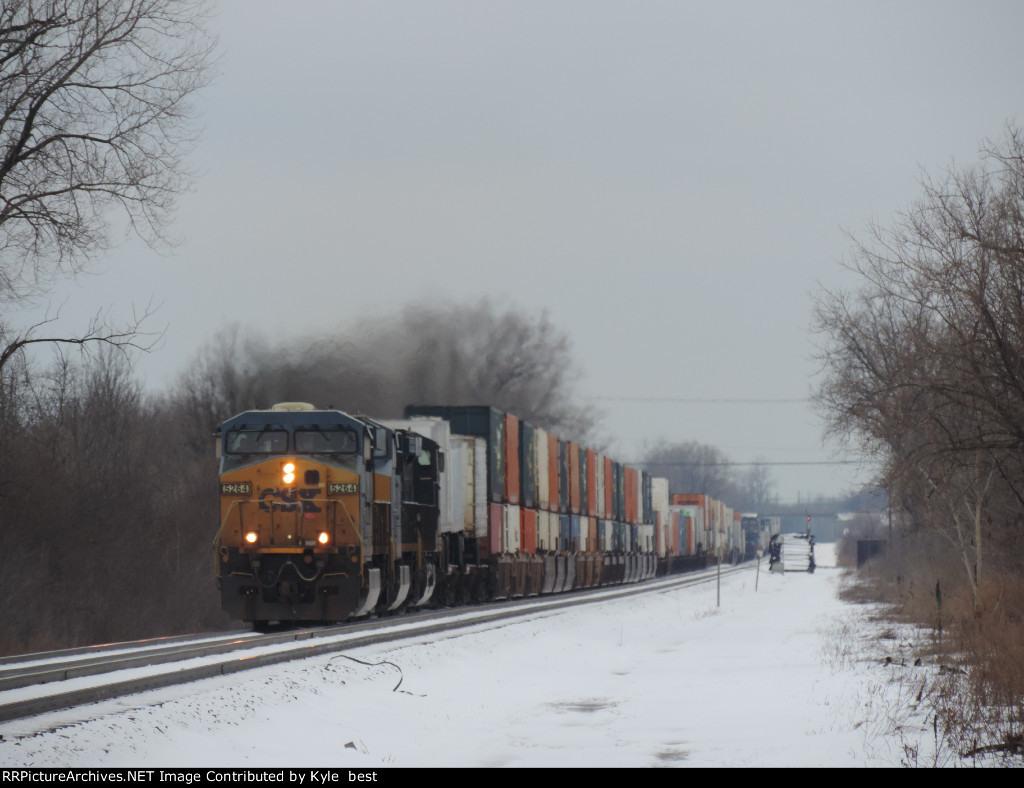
[567, 440, 581, 515]
[537, 510, 551, 552]
[579, 446, 589, 516]
[651, 478, 670, 558]
[586, 448, 597, 516]
[642, 471, 653, 525]
[487, 502, 502, 559]
[503, 504, 521, 553]
[547, 432, 559, 513]
[519, 420, 537, 510]
[604, 459, 612, 520]
[536, 427, 549, 511]
[405, 405, 506, 504]
[671, 504, 703, 556]
[558, 439, 569, 513]
[624, 466, 637, 524]
[559, 514, 571, 552]
[521, 508, 538, 554]
[503, 412, 520, 506]
[612, 462, 623, 522]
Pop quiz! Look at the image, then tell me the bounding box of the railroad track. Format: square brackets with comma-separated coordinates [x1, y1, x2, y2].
[0, 562, 754, 725]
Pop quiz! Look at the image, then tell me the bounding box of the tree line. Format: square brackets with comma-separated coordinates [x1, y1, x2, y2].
[815, 124, 1024, 613]
[815, 124, 1024, 760]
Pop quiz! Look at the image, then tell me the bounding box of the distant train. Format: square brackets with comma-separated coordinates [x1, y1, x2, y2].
[741, 513, 782, 561]
[213, 403, 755, 626]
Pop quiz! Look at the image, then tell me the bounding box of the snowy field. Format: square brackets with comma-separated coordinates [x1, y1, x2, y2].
[0, 544, 940, 768]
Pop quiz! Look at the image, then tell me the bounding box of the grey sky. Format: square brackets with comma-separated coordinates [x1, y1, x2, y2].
[14, 0, 1024, 503]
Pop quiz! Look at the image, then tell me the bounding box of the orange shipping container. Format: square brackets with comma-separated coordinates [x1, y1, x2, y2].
[568, 441, 581, 514]
[521, 508, 537, 554]
[503, 413, 520, 505]
[604, 456, 613, 518]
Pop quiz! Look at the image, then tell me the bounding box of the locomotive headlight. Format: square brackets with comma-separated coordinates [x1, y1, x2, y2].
[282, 462, 296, 484]
[244, 531, 258, 544]
[318, 531, 330, 545]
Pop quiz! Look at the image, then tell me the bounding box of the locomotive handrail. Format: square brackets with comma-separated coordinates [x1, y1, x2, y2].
[213, 498, 247, 547]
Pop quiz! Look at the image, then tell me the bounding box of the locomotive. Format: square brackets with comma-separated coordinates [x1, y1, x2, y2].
[214, 403, 742, 626]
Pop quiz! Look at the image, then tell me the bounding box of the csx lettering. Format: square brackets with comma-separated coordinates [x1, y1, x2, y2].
[258, 488, 322, 513]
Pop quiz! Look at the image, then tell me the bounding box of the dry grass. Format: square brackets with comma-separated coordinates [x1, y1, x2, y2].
[840, 529, 1024, 764]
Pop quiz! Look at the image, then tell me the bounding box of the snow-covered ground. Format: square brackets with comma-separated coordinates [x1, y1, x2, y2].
[1, 544, 939, 768]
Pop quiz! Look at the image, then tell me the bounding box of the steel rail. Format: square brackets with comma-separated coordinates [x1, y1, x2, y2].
[0, 562, 753, 724]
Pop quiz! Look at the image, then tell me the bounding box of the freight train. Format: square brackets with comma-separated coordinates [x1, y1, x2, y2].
[213, 403, 749, 626]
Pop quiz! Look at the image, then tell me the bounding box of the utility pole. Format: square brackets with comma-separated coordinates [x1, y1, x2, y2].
[716, 555, 721, 608]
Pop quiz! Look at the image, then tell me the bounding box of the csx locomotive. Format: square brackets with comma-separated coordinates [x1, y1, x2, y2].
[214, 403, 743, 626]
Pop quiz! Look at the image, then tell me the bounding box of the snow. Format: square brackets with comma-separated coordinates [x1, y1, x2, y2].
[0, 544, 938, 768]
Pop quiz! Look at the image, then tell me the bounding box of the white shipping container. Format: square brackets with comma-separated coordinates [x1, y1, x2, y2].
[503, 504, 521, 554]
[536, 427, 549, 511]
[472, 437, 487, 539]
[451, 436, 476, 533]
[537, 510, 551, 551]
[595, 456, 605, 519]
[651, 478, 670, 558]
[641, 523, 654, 555]
[448, 435, 489, 540]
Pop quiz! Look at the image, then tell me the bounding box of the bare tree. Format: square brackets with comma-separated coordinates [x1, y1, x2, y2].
[640, 440, 735, 499]
[0, 301, 160, 375]
[738, 459, 775, 511]
[384, 300, 598, 438]
[176, 301, 599, 442]
[0, 0, 216, 302]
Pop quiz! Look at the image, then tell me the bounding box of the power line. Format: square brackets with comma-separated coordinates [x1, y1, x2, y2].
[630, 460, 861, 467]
[594, 396, 809, 404]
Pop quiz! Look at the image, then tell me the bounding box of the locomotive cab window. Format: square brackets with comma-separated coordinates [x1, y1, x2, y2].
[295, 427, 357, 455]
[413, 446, 439, 505]
[225, 429, 289, 455]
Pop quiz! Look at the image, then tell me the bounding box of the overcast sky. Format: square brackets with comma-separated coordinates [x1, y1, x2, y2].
[13, 0, 1024, 504]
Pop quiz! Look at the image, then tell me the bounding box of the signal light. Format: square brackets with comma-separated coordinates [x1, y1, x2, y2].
[318, 531, 329, 545]
[283, 462, 296, 484]
[244, 531, 258, 544]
